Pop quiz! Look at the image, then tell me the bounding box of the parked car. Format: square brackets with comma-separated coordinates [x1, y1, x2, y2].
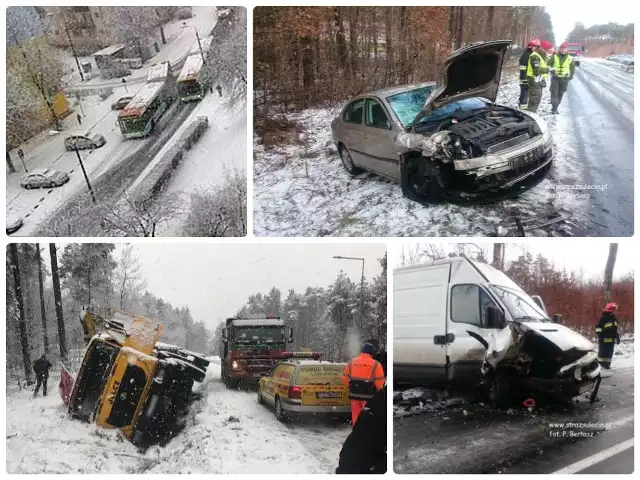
[111, 96, 133, 110]
[257, 354, 350, 422]
[64, 133, 106, 151]
[331, 40, 554, 204]
[6, 214, 24, 234]
[393, 256, 601, 406]
[20, 168, 69, 189]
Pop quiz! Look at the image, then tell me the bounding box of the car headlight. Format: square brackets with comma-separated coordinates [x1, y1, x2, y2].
[231, 360, 239, 369]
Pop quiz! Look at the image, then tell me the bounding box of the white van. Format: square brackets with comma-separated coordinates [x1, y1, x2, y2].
[394, 256, 600, 403]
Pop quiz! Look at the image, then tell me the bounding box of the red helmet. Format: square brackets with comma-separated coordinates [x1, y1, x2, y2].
[559, 42, 568, 54]
[604, 303, 618, 313]
[540, 40, 553, 51]
[529, 38, 541, 48]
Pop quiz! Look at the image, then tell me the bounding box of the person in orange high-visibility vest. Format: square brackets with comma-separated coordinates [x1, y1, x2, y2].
[343, 342, 386, 426]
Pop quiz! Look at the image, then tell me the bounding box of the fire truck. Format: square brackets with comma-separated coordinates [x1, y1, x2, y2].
[221, 314, 294, 388]
[565, 42, 586, 66]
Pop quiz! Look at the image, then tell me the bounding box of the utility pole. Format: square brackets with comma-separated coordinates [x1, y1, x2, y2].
[61, 16, 84, 82]
[333, 256, 366, 342]
[195, 27, 206, 64]
[74, 146, 96, 203]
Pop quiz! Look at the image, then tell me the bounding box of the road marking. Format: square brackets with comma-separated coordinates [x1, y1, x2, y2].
[551, 437, 634, 474]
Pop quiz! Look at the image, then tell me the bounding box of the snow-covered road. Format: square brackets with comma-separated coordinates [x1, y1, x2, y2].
[254, 58, 634, 237]
[6, 360, 348, 474]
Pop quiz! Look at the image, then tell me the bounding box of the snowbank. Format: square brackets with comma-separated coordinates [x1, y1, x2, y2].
[6, 359, 347, 473]
[612, 334, 634, 370]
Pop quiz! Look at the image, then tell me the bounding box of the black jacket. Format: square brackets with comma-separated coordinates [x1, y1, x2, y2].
[595, 312, 620, 342]
[33, 357, 52, 376]
[519, 48, 533, 83]
[336, 386, 387, 474]
[373, 351, 387, 377]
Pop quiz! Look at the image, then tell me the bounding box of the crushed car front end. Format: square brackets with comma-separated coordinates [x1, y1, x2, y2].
[483, 322, 601, 405]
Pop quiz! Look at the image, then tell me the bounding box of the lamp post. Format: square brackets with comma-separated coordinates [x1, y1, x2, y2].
[194, 27, 206, 64]
[333, 255, 365, 342]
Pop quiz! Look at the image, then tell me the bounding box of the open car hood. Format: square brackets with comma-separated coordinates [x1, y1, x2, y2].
[411, 40, 512, 130]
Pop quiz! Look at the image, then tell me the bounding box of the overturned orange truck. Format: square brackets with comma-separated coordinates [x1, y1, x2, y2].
[65, 308, 210, 446]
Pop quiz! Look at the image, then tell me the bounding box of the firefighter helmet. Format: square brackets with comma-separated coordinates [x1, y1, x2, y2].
[559, 42, 568, 54]
[540, 40, 554, 51]
[529, 38, 541, 48]
[604, 303, 618, 313]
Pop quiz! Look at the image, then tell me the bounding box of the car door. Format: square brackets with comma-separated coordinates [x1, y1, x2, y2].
[339, 98, 368, 167]
[445, 283, 510, 383]
[362, 97, 402, 179]
[32, 174, 45, 187]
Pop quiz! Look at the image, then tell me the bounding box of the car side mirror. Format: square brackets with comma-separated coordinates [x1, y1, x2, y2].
[485, 306, 506, 329]
[287, 327, 294, 343]
[551, 314, 562, 324]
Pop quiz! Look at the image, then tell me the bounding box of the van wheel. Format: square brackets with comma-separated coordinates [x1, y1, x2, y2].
[338, 144, 363, 175]
[489, 373, 511, 409]
[274, 396, 287, 423]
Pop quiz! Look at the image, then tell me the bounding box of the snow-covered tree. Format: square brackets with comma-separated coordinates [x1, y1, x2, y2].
[113, 245, 147, 311]
[59, 244, 117, 307]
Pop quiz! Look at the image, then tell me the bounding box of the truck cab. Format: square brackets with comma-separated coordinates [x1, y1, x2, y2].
[221, 315, 293, 387]
[68, 310, 210, 446]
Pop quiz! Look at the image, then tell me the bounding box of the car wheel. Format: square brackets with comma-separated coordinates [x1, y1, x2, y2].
[338, 144, 363, 175]
[257, 388, 264, 405]
[274, 396, 287, 423]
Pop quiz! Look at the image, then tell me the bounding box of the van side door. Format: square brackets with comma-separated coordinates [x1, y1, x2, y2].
[445, 284, 508, 383]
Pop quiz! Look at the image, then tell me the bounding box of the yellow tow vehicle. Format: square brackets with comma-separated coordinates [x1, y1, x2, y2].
[257, 352, 350, 422]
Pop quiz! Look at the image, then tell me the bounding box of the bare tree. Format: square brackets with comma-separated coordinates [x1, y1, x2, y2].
[492, 243, 505, 271]
[36, 243, 49, 354]
[9, 244, 33, 384]
[101, 195, 184, 237]
[604, 243, 618, 302]
[49, 243, 67, 362]
[114, 245, 147, 310]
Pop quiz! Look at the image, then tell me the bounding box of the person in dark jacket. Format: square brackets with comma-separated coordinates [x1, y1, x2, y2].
[595, 303, 620, 369]
[336, 385, 386, 474]
[526, 39, 553, 113]
[519, 39, 535, 108]
[33, 354, 52, 397]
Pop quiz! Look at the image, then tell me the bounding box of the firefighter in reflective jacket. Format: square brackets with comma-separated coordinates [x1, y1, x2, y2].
[343, 342, 385, 426]
[526, 39, 553, 113]
[549, 43, 576, 114]
[518, 39, 536, 109]
[595, 303, 620, 369]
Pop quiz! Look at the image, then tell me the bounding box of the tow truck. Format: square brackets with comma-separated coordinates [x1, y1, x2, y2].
[66, 307, 210, 447]
[221, 314, 293, 388]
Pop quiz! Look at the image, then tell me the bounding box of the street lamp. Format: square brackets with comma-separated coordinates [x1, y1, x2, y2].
[333, 255, 365, 342]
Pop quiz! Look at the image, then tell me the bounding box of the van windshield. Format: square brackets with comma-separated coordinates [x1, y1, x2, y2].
[489, 285, 549, 323]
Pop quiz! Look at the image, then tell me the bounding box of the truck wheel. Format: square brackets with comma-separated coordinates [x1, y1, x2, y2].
[274, 397, 288, 423]
[489, 373, 511, 409]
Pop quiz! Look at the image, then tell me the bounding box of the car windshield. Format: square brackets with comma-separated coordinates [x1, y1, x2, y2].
[489, 284, 549, 323]
[415, 97, 489, 126]
[386, 86, 434, 127]
[232, 326, 285, 344]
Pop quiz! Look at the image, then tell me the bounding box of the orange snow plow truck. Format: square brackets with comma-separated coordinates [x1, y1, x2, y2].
[64, 307, 210, 447]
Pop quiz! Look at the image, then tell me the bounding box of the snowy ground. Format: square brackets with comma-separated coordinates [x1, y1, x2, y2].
[6, 359, 348, 473]
[254, 58, 634, 237]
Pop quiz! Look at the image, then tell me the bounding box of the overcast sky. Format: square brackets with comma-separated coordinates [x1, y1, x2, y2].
[544, 4, 631, 43]
[119, 243, 386, 328]
[393, 242, 633, 280]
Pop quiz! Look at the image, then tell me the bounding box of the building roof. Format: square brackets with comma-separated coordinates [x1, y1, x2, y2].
[177, 54, 204, 83]
[118, 82, 165, 118]
[147, 62, 170, 82]
[93, 43, 126, 57]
